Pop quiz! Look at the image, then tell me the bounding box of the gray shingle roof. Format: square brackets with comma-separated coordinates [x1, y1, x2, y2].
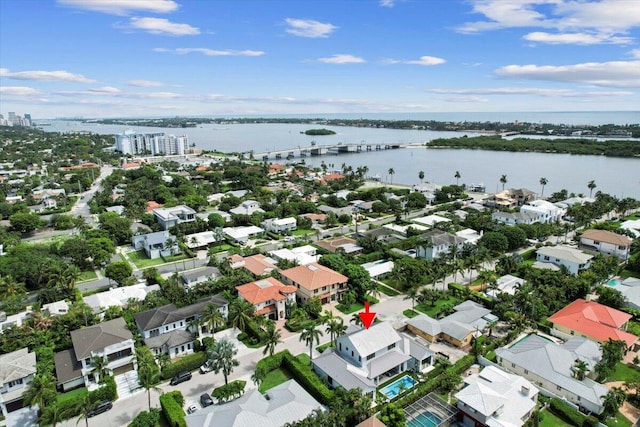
[312, 349, 376, 392]
[135, 295, 228, 332]
[70, 317, 133, 360]
[144, 329, 195, 350]
[341, 322, 401, 358]
[0, 348, 36, 384]
[54, 348, 82, 384]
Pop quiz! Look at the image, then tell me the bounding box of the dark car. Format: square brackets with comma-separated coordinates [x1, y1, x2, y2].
[200, 393, 214, 407]
[170, 371, 192, 386]
[88, 401, 113, 417]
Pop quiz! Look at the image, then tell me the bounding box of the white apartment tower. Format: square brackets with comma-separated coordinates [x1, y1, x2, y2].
[114, 130, 188, 156]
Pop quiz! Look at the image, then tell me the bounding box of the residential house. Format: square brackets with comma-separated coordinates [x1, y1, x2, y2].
[184, 230, 225, 249]
[153, 205, 196, 230]
[580, 229, 633, 259]
[180, 267, 222, 289]
[535, 246, 593, 275]
[316, 204, 354, 216]
[406, 301, 497, 349]
[609, 278, 640, 310]
[491, 211, 539, 225]
[554, 197, 595, 210]
[185, 379, 324, 427]
[261, 217, 297, 234]
[83, 283, 161, 314]
[134, 296, 228, 359]
[269, 245, 320, 266]
[227, 254, 245, 269]
[32, 188, 66, 200]
[361, 260, 395, 279]
[315, 237, 363, 254]
[105, 205, 125, 216]
[485, 274, 525, 299]
[455, 228, 482, 245]
[620, 219, 640, 238]
[300, 213, 327, 225]
[229, 200, 264, 216]
[54, 318, 137, 392]
[131, 230, 179, 259]
[236, 277, 297, 320]
[0, 348, 36, 416]
[313, 322, 434, 397]
[223, 225, 264, 244]
[279, 262, 348, 305]
[520, 200, 566, 224]
[455, 366, 538, 427]
[241, 254, 278, 276]
[496, 334, 608, 414]
[484, 188, 536, 209]
[197, 209, 231, 224]
[548, 299, 637, 349]
[416, 230, 465, 260]
[411, 214, 451, 228]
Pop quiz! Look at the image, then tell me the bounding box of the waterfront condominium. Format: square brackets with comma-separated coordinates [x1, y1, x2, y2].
[114, 130, 188, 156]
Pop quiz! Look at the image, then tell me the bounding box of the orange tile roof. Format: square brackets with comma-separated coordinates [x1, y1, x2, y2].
[548, 299, 637, 347]
[243, 254, 277, 276]
[228, 254, 244, 263]
[195, 165, 209, 172]
[255, 305, 277, 316]
[279, 262, 348, 291]
[236, 277, 297, 306]
[145, 201, 164, 212]
[123, 162, 142, 169]
[582, 229, 633, 246]
[324, 173, 344, 181]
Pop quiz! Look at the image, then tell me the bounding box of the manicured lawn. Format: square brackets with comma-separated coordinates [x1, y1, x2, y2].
[608, 363, 640, 383]
[292, 229, 314, 236]
[296, 353, 311, 365]
[605, 412, 633, 427]
[337, 302, 364, 315]
[316, 342, 335, 353]
[57, 387, 88, 404]
[259, 367, 292, 393]
[539, 409, 572, 427]
[378, 284, 401, 297]
[403, 309, 419, 318]
[208, 244, 233, 253]
[627, 321, 640, 337]
[126, 250, 187, 269]
[78, 269, 98, 282]
[620, 269, 640, 279]
[415, 295, 461, 318]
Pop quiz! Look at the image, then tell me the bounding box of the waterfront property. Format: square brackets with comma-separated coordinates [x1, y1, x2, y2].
[455, 365, 538, 427]
[0, 348, 36, 416]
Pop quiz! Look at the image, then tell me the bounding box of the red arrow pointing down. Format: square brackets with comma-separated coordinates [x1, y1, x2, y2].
[358, 301, 376, 329]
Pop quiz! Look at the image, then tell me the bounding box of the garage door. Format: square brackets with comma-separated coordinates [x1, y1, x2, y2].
[6, 398, 24, 413]
[112, 363, 134, 376]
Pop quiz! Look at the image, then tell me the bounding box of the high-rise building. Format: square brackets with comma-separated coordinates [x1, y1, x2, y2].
[114, 130, 188, 156]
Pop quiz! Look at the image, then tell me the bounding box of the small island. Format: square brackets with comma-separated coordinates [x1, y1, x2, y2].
[303, 128, 336, 135]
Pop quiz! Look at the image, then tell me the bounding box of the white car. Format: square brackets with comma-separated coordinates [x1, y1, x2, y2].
[199, 364, 212, 374]
[186, 404, 198, 414]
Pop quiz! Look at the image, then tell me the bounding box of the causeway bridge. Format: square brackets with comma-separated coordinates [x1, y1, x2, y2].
[249, 142, 420, 161]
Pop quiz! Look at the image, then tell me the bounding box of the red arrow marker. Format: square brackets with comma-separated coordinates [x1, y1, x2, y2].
[358, 301, 376, 329]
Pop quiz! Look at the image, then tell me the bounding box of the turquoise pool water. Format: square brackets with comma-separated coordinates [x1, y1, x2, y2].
[380, 375, 416, 399]
[407, 411, 443, 427]
[607, 278, 622, 287]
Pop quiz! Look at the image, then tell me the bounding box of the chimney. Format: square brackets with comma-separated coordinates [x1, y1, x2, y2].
[521, 385, 530, 396]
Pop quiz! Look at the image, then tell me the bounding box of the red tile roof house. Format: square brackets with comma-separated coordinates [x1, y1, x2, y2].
[242, 254, 278, 277]
[548, 299, 638, 349]
[236, 277, 297, 321]
[279, 263, 348, 305]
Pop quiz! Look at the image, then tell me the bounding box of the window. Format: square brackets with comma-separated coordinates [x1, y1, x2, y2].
[174, 348, 178, 355]
[388, 343, 396, 350]
[512, 363, 515, 368]
[524, 369, 528, 374]
[543, 256, 550, 261]
[165, 326, 169, 331]
[180, 321, 183, 327]
[351, 351, 354, 357]
[570, 331, 575, 335]
[7, 378, 23, 387]
[557, 386, 562, 391]
[367, 354, 375, 361]
[594, 241, 600, 245]
[577, 396, 581, 401]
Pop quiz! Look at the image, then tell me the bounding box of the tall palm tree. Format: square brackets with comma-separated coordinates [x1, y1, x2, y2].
[136, 346, 161, 410]
[229, 298, 255, 332]
[39, 404, 64, 427]
[350, 313, 363, 326]
[500, 174, 508, 191]
[588, 180, 597, 197]
[187, 317, 201, 341]
[23, 372, 57, 410]
[573, 359, 589, 380]
[326, 318, 347, 347]
[300, 322, 323, 364]
[539, 177, 548, 198]
[207, 339, 239, 386]
[90, 355, 109, 384]
[454, 170, 461, 186]
[263, 321, 283, 356]
[72, 394, 95, 427]
[155, 352, 170, 371]
[602, 387, 626, 418]
[388, 168, 395, 184]
[404, 284, 420, 310]
[418, 171, 425, 183]
[0, 275, 26, 299]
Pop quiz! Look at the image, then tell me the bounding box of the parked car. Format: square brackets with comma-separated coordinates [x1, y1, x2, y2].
[200, 393, 214, 407]
[199, 364, 212, 374]
[87, 401, 113, 417]
[186, 404, 198, 414]
[170, 371, 192, 385]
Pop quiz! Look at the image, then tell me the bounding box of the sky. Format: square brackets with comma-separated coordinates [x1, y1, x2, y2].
[0, 0, 639, 118]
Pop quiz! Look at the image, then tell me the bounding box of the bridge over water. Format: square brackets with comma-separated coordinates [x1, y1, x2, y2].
[249, 142, 421, 161]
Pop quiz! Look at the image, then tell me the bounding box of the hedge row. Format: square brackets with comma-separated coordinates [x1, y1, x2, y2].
[128, 408, 161, 427]
[212, 380, 246, 403]
[57, 376, 118, 420]
[255, 351, 286, 378]
[160, 391, 186, 427]
[548, 398, 598, 427]
[244, 318, 267, 343]
[161, 352, 207, 380]
[282, 352, 334, 405]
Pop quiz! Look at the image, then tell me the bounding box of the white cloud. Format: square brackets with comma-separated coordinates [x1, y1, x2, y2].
[128, 17, 199, 36]
[0, 68, 94, 83]
[441, 96, 489, 103]
[385, 56, 446, 66]
[317, 54, 365, 64]
[127, 80, 165, 87]
[379, 0, 396, 7]
[631, 49, 640, 59]
[458, 0, 640, 45]
[284, 18, 337, 38]
[427, 87, 632, 97]
[0, 86, 41, 96]
[154, 47, 264, 56]
[495, 61, 640, 87]
[57, 0, 178, 15]
[524, 31, 632, 45]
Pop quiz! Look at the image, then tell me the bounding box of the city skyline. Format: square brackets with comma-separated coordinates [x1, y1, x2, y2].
[0, 0, 639, 118]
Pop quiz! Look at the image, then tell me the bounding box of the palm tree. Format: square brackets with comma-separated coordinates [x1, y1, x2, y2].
[0, 275, 26, 299]
[477, 269, 497, 293]
[229, 298, 255, 332]
[72, 394, 95, 427]
[350, 312, 363, 326]
[500, 174, 508, 191]
[201, 303, 226, 336]
[602, 387, 626, 418]
[90, 355, 109, 384]
[404, 284, 420, 311]
[39, 404, 64, 427]
[300, 322, 323, 364]
[539, 177, 548, 198]
[588, 180, 597, 197]
[326, 318, 347, 347]
[418, 171, 425, 184]
[388, 168, 395, 184]
[263, 321, 283, 356]
[23, 372, 57, 409]
[136, 346, 161, 410]
[155, 352, 170, 371]
[187, 317, 201, 341]
[573, 359, 589, 380]
[207, 339, 239, 386]
[454, 170, 461, 186]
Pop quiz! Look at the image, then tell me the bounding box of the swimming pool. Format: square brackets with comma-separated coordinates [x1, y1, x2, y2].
[407, 410, 443, 427]
[380, 375, 416, 399]
[607, 278, 621, 287]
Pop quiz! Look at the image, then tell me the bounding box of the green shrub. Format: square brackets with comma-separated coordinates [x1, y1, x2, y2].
[549, 398, 586, 426]
[282, 352, 333, 405]
[212, 380, 246, 403]
[160, 391, 186, 427]
[129, 408, 161, 427]
[161, 352, 207, 380]
[89, 375, 117, 403]
[244, 318, 267, 343]
[255, 351, 286, 379]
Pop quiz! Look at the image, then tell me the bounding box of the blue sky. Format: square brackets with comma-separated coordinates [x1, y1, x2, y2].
[1, 0, 639, 118]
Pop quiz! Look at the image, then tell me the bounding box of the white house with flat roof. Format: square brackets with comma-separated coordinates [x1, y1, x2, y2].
[153, 205, 196, 230]
[536, 246, 593, 275]
[411, 214, 451, 228]
[261, 217, 297, 234]
[229, 200, 264, 215]
[223, 225, 264, 244]
[269, 246, 319, 266]
[520, 200, 566, 224]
